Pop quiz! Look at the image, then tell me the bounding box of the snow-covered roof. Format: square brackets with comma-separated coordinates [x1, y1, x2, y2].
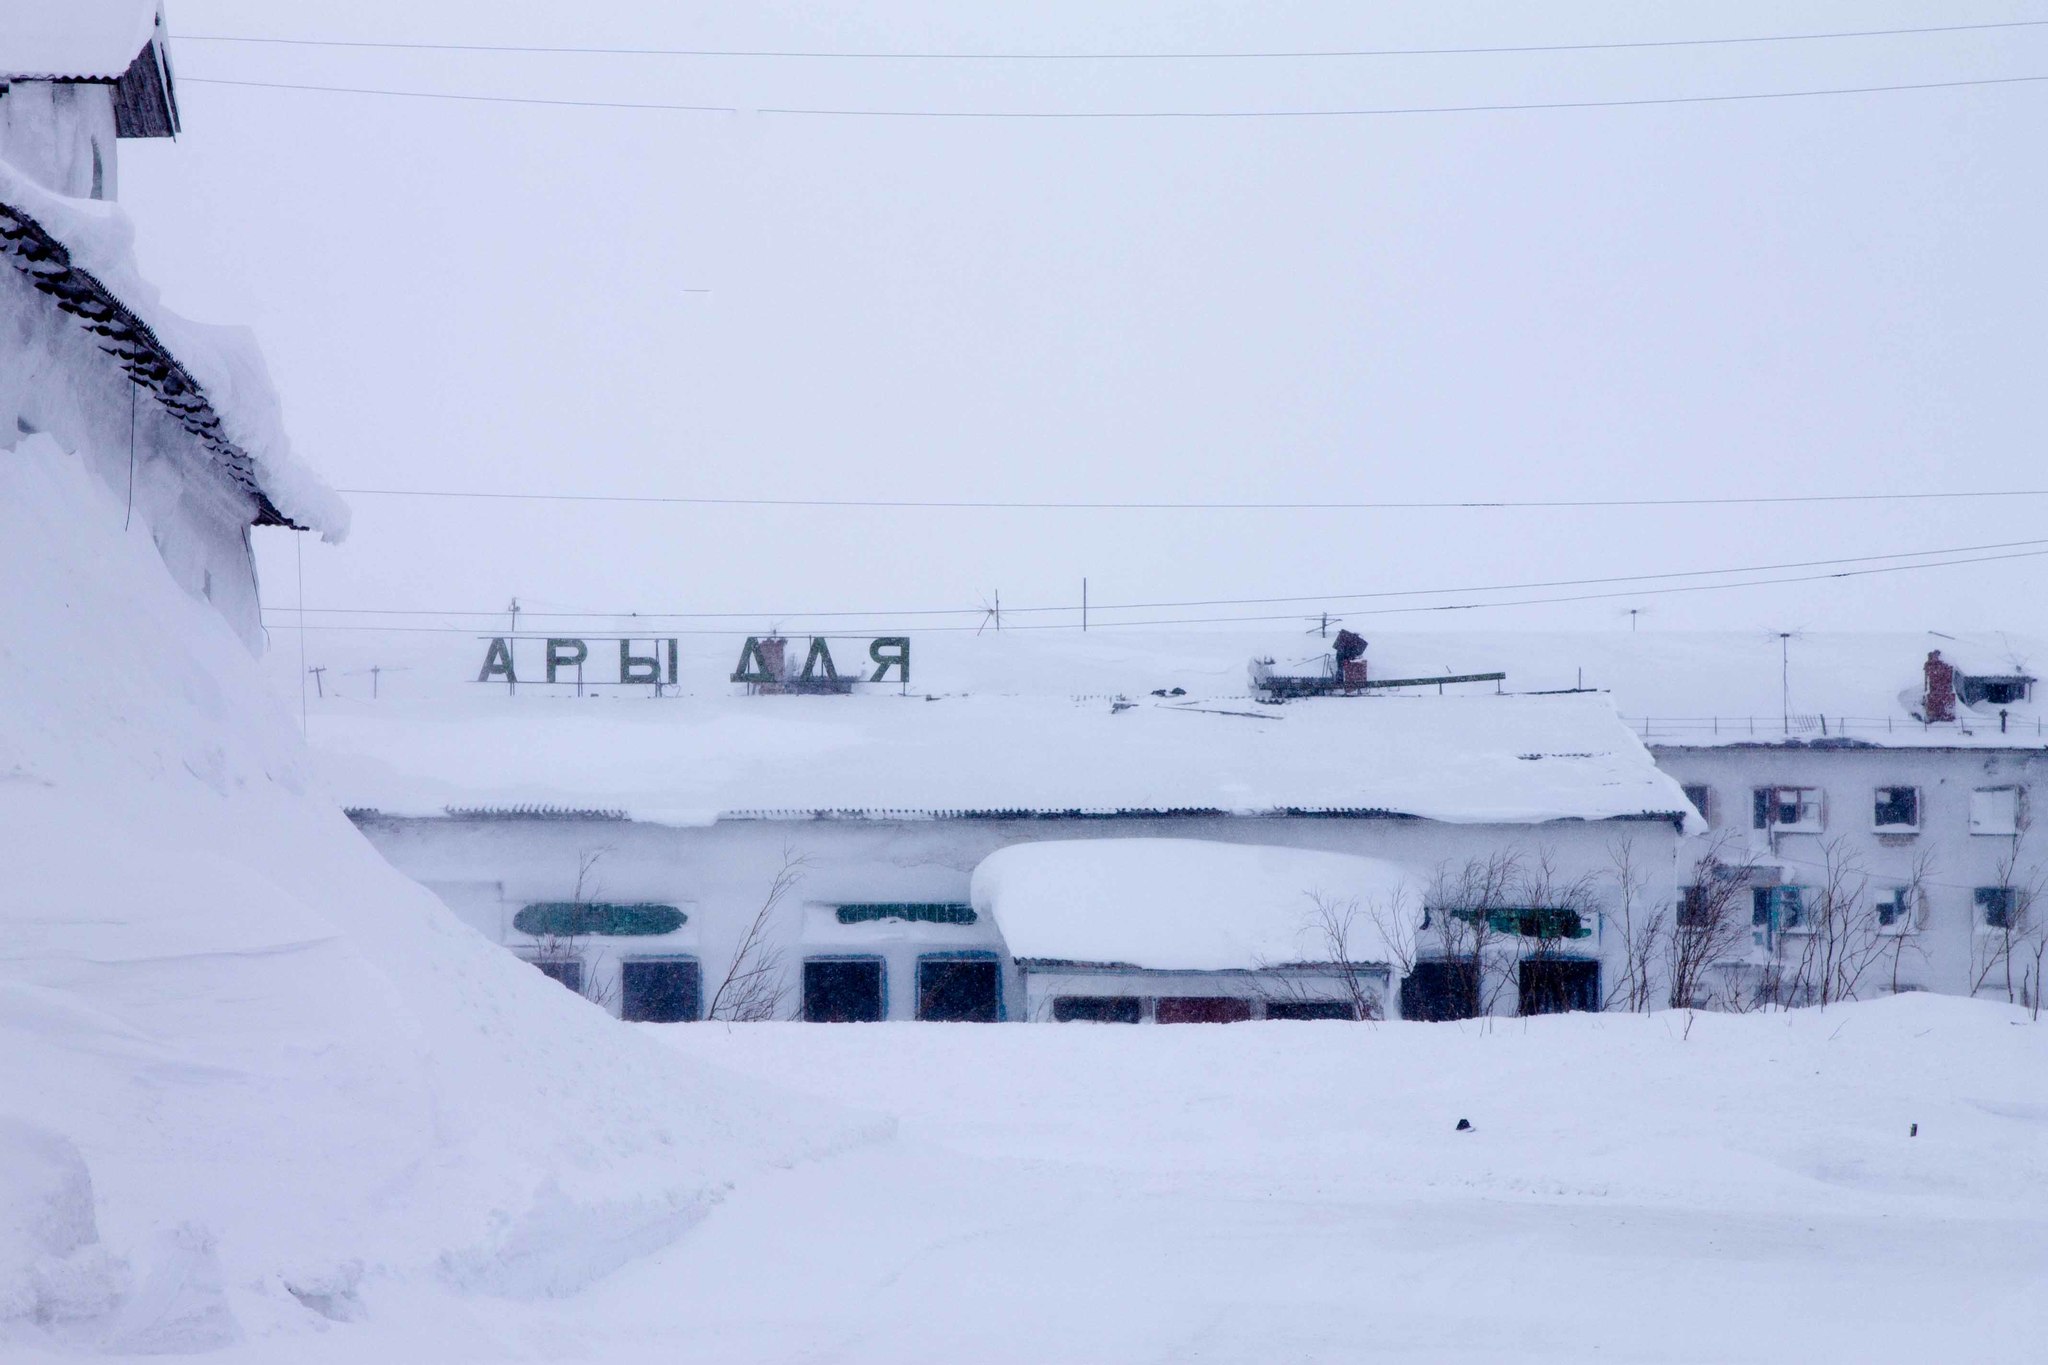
[320, 685, 1693, 829]
[0, 157, 348, 537]
[974, 839, 1418, 970]
[0, 1, 161, 79]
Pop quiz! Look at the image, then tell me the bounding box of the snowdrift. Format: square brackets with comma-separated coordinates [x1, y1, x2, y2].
[0, 441, 881, 1353]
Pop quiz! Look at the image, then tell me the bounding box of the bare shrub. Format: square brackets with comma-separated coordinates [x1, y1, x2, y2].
[1668, 836, 1761, 1010]
[707, 849, 804, 1022]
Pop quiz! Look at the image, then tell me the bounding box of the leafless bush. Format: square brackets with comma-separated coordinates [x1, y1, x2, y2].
[707, 849, 804, 1022]
[1602, 837, 1665, 1013]
[1668, 836, 1760, 1009]
[1971, 830, 2048, 1009]
[530, 846, 618, 1009]
[1256, 891, 1396, 1020]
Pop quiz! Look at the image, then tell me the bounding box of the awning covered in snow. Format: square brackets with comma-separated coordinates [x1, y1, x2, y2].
[972, 839, 1420, 971]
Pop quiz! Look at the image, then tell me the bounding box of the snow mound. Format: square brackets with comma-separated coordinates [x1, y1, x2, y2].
[0, 440, 881, 1353]
[974, 839, 1419, 969]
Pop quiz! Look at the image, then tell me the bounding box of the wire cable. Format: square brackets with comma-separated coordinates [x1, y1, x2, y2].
[182, 70, 2048, 118]
[178, 17, 2048, 61]
[255, 536, 2048, 623]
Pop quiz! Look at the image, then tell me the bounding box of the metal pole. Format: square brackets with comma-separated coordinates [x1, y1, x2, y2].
[1083, 578, 1088, 632]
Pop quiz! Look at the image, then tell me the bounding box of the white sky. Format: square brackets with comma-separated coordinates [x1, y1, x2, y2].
[114, 2, 2048, 654]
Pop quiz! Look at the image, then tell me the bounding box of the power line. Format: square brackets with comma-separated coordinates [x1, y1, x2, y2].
[325, 484, 2048, 512]
[261, 546, 2048, 634]
[182, 70, 2048, 119]
[257, 537, 2048, 623]
[178, 17, 2048, 61]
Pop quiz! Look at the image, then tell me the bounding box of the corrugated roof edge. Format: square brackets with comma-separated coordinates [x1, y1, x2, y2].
[346, 805, 1689, 826]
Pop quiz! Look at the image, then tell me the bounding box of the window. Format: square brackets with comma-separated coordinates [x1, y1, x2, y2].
[1873, 787, 1919, 831]
[1960, 675, 2032, 706]
[1440, 907, 1592, 940]
[514, 902, 686, 937]
[1399, 961, 1481, 1022]
[1265, 1000, 1358, 1021]
[1052, 996, 1141, 1023]
[1682, 784, 1712, 824]
[916, 957, 1000, 1022]
[1970, 788, 2021, 836]
[802, 959, 885, 1022]
[1976, 887, 2016, 930]
[1155, 997, 1255, 1024]
[1752, 886, 1806, 946]
[529, 957, 583, 993]
[1517, 959, 1600, 1016]
[1678, 885, 1710, 929]
[835, 903, 976, 926]
[1753, 786, 1822, 832]
[1875, 888, 1916, 932]
[621, 959, 701, 1022]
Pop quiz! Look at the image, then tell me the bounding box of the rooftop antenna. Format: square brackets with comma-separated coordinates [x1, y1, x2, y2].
[976, 590, 1002, 635]
[306, 664, 328, 700]
[344, 664, 413, 700]
[1773, 628, 1808, 733]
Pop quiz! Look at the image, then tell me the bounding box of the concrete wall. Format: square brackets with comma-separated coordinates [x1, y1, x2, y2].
[1656, 745, 2048, 1001]
[354, 811, 1682, 1021]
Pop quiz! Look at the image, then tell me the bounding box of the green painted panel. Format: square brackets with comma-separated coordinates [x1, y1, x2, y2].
[514, 902, 686, 937]
[835, 903, 977, 926]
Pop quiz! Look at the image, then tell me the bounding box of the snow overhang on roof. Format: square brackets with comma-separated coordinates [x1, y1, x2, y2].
[0, 3, 177, 137]
[974, 839, 1420, 971]
[0, 159, 349, 538]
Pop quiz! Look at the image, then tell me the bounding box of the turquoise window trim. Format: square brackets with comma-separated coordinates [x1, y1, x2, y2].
[835, 902, 977, 926]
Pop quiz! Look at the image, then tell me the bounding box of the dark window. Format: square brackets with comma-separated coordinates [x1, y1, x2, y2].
[1399, 961, 1481, 1021]
[1517, 959, 1600, 1016]
[514, 902, 686, 937]
[531, 957, 583, 993]
[621, 960, 701, 1022]
[1876, 889, 1913, 930]
[1678, 885, 1709, 928]
[1961, 676, 2032, 706]
[1052, 996, 1142, 1023]
[836, 903, 977, 926]
[1155, 997, 1254, 1024]
[1753, 786, 1820, 830]
[1265, 1000, 1358, 1021]
[1753, 886, 1806, 932]
[1682, 784, 1712, 823]
[803, 959, 885, 1022]
[1874, 787, 1919, 829]
[1977, 887, 2016, 930]
[916, 958, 1000, 1022]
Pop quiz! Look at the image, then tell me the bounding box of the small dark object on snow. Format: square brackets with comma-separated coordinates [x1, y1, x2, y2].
[1333, 630, 1368, 664]
[1455, 1118, 1473, 1132]
[1910, 1123, 1918, 1137]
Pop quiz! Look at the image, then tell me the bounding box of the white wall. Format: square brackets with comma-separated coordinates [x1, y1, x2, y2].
[0, 82, 118, 200]
[0, 261, 265, 648]
[353, 812, 1681, 1020]
[1657, 745, 2048, 1000]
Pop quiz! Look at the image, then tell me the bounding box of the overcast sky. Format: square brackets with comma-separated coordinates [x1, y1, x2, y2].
[117, 2, 2048, 661]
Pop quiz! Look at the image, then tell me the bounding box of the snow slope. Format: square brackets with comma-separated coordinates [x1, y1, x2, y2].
[0, 441, 878, 1354]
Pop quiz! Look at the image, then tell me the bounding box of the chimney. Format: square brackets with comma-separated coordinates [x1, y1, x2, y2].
[759, 636, 788, 682]
[1924, 650, 1956, 723]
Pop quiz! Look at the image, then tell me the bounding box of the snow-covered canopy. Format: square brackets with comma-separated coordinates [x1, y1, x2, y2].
[0, 1, 161, 79]
[973, 839, 1418, 970]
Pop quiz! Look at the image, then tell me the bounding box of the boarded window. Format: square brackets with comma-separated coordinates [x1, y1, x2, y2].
[1051, 996, 1141, 1023]
[622, 960, 701, 1022]
[1970, 788, 2020, 836]
[1873, 787, 1919, 830]
[803, 959, 884, 1022]
[836, 903, 976, 926]
[1400, 961, 1481, 1021]
[514, 902, 686, 937]
[916, 958, 1000, 1022]
[1517, 959, 1600, 1015]
[1155, 997, 1254, 1024]
[530, 957, 583, 993]
[1875, 888, 1915, 931]
[1265, 1000, 1358, 1021]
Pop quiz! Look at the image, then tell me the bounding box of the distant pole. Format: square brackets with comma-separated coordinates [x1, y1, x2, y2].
[370, 664, 382, 700]
[295, 532, 308, 736]
[507, 597, 521, 695]
[1321, 612, 1329, 638]
[995, 589, 1002, 632]
[1082, 578, 1088, 632]
[1780, 632, 1792, 733]
[307, 665, 327, 699]
[1629, 608, 1640, 633]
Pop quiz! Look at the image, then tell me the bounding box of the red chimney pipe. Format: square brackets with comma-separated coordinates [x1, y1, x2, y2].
[1924, 650, 1956, 723]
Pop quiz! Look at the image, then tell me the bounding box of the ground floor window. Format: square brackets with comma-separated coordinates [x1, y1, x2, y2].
[803, 958, 886, 1022]
[622, 959, 701, 1022]
[1264, 1000, 1358, 1021]
[1401, 961, 1480, 1021]
[1518, 958, 1600, 1015]
[1052, 996, 1142, 1023]
[1155, 997, 1254, 1024]
[529, 957, 583, 994]
[917, 956, 1001, 1022]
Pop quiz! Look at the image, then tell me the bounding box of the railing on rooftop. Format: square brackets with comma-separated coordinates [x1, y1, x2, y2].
[1626, 715, 2046, 742]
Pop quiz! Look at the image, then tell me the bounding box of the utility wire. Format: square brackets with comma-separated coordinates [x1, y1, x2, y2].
[260, 547, 2048, 634]
[178, 17, 2048, 61]
[324, 484, 2048, 513]
[256, 536, 2048, 623]
[181, 70, 2048, 118]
